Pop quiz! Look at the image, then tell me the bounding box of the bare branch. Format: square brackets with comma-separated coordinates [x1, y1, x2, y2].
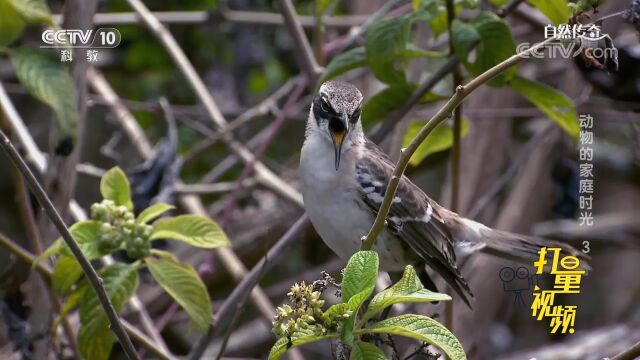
[51, 10, 368, 28]
[361, 36, 557, 250]
[124, 0, 303, 207]
[276, 0, 322, 82]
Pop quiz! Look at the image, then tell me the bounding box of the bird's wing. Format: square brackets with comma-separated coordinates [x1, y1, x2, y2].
[356, 140, 472, 304]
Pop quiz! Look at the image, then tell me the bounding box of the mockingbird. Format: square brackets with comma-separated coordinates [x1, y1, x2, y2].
[300, 80, 585, 306]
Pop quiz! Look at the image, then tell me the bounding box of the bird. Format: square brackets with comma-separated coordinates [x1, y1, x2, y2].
[299, 80, 587, 307]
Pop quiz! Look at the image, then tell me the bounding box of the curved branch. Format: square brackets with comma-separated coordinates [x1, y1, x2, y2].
[361, 36, 557, 251]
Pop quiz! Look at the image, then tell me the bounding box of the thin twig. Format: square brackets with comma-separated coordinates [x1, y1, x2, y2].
[125, 0, 303, 207]
[0, 129, 139, 360]
[52, 10, 368, 27]
[0, 234, 177, 360]
[0, 83, 46, 172]
[188, 215, 310, 360]
[182, 77, 299, 164]
[218, 78, 307, 225]
[361, 36, 557, 250]
[277, 0, 322, 82]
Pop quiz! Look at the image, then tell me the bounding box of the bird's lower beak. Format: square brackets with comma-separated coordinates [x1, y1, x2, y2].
[330, 115, 350, 171]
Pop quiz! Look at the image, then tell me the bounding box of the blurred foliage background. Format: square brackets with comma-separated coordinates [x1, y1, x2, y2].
[0, 0, 639, 359]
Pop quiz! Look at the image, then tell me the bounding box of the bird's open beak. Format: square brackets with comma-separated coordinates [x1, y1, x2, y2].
[330, 114, 350, 171]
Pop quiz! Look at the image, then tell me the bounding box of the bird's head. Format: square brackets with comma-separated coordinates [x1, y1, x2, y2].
[308, 80, 364, 170]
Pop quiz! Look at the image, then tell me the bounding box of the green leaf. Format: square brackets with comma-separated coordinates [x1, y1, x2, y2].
[363, 266, 451, 322]
[52, 255, 83, 294]
[529, 0, 570, 25]
[320, 47, 368, 84]
[350, 341, 387, 360]
[7, 0, 52, 24]
[403, 117, 470, 166]
[341, 251, 379, 343]
[0, 0, 25, 46]
[510, 75, 579, 139]
[342, 251, 378, 304]
[362, 85, 414, 129]
[357, 314, 467, 360]
[269, 330, 337, 360]
[146, 257, 212, 331]
[452, 13, 516, 86]
[78, 264, 139, 360]
[137, 202, 175, 224]
[100, 167, 133, 210]
[9, 48, 78, 141]
[52, 221, 105, 260]
[150, 214, 229, 248]
[365, 17, 409, 85]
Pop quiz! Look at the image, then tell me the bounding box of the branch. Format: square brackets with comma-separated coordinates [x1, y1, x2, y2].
[0, 129, 139, 360]
[276, 0, 322, 82]
[52, 10, 368, 28]
[613, 340, 640, 360]
[124, 0, 303, 207]
[0, 83, 46, 172]
[0, 234, 177, 360]
[361, 36, 557, 251]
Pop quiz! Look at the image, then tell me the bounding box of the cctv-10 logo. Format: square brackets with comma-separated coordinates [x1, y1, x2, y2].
[41, 28, 121, 48]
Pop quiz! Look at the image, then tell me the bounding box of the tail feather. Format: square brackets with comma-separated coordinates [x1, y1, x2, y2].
[455, 218, 590, 271]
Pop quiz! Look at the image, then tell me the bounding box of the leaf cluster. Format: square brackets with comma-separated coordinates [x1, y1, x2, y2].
[269, 251, 465, 360]
[41, 167, 229, 360]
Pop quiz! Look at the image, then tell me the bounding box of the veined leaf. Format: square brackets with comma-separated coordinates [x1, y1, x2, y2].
[341, 251, 379, 344]
[9, 48, 78, 142]
[61, 220, 103, 259]
[7, 0, 52, 24]
[357, 314, 466, 360]
[100, 167, 133, 210]
[510, 75, 579, 139]
[0, 0, 25, 46]
[363, 265, 451, 322]
[350, 341, 386, 360]
[320, 47, 367, 84]
[150, 214, 229, 248]
[268, 329, 337, 360]
[146, 257, 212, 331]
[78, 264, 139, 360]
[342, 251, 378, 304]
[403, 117, 470, 166]
[529, 0, 570, 25]
[137, 202, 175, 224]
[52, 255, 83, 294]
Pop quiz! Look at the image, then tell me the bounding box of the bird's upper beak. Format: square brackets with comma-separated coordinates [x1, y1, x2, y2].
[329, 114, 350, 171]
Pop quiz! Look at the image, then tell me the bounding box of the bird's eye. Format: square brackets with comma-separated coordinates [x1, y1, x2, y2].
[319, 98, 331, 112]
[350, 108, 361, 123]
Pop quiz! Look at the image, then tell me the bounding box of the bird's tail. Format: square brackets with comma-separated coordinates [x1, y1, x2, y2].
[452, 218, 590, 271]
